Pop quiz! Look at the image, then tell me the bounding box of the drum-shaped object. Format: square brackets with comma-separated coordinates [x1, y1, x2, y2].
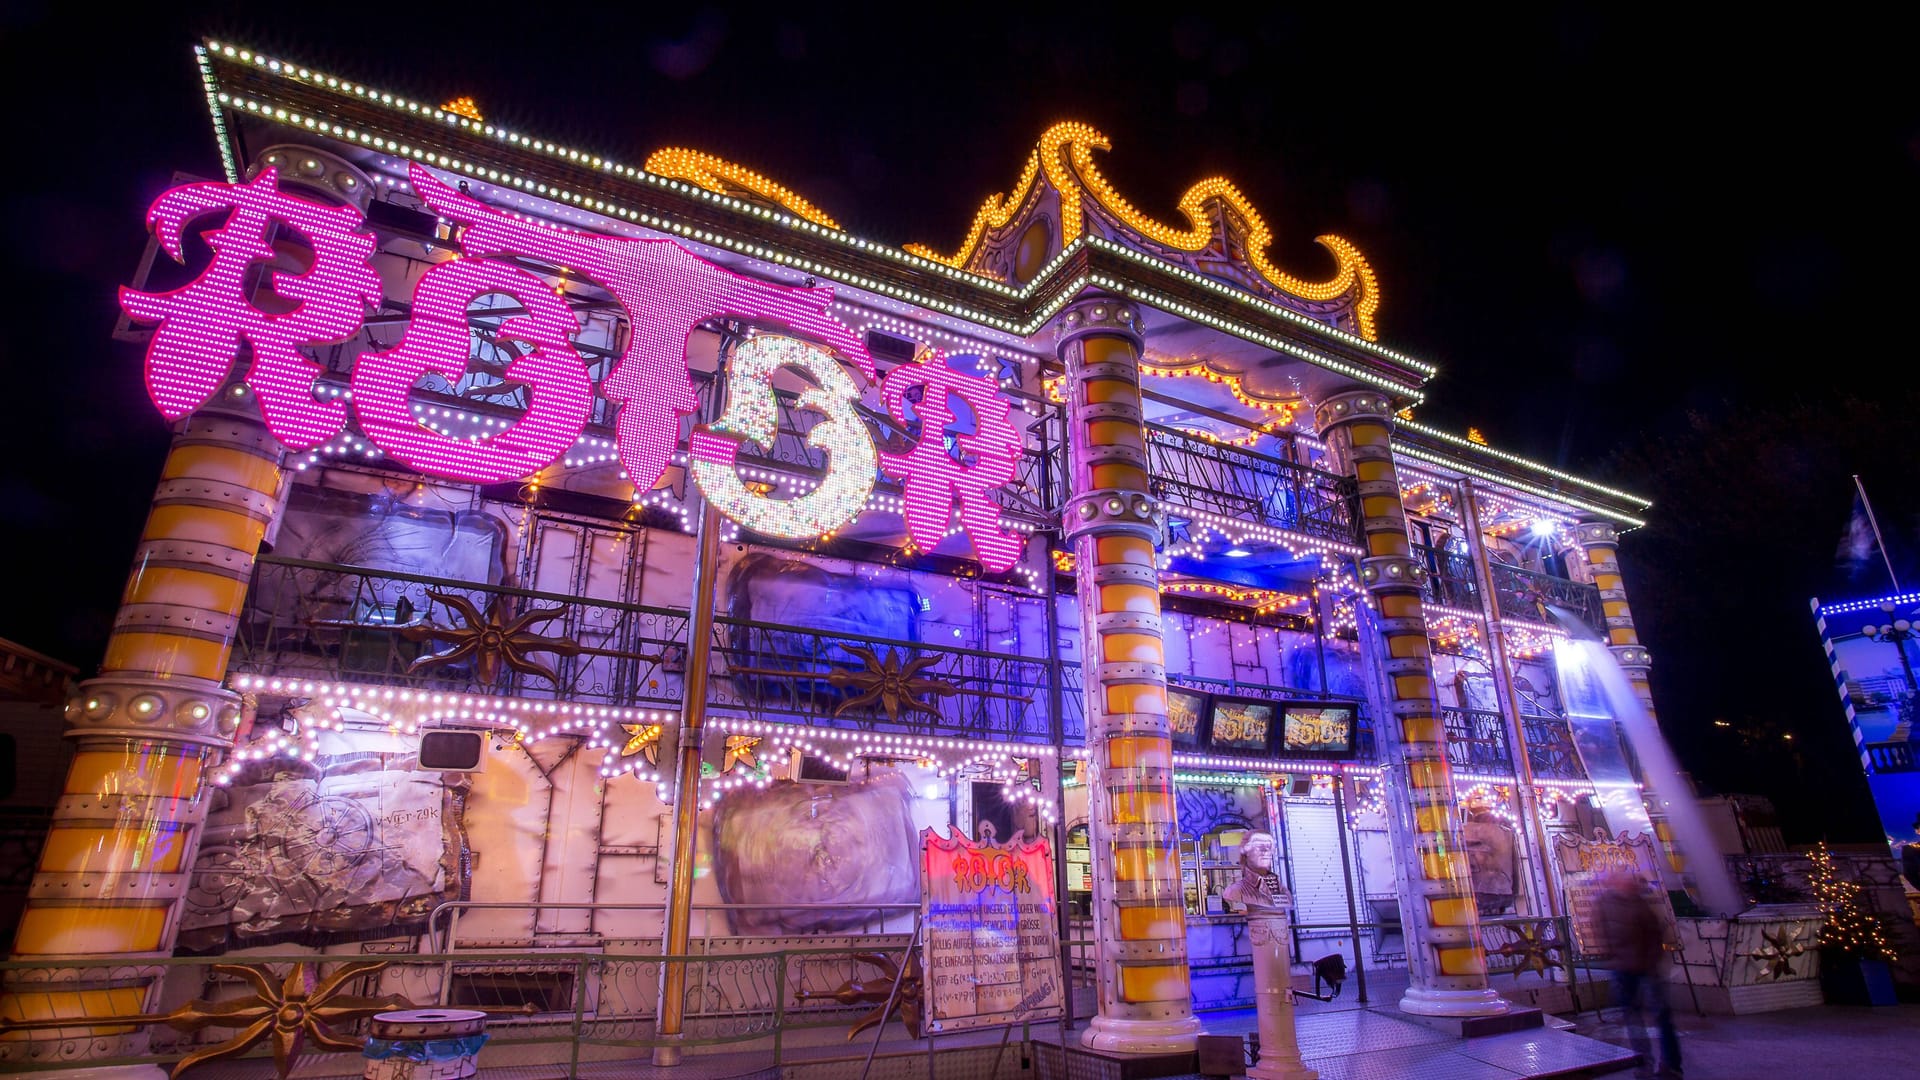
[362, 1009, 488, 1080]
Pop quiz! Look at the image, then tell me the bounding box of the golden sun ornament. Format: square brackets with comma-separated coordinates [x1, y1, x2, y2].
[828, 645, 958, 723]
[162, 961, 409, 1078]
[401, 590, 580, 686]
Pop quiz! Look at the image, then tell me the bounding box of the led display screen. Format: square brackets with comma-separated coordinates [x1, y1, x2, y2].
[1281, 703, 1356, 758]
[1166, 686, 1209, 750]
[1205, 697, 1274, 755]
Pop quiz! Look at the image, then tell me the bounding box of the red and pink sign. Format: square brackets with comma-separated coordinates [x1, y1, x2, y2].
[120, 164, 1024, 571]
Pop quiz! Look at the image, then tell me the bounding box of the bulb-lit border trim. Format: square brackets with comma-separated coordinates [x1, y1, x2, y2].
[190, 41, 1649, 517]
[1399, 419, 1651, 509]
[1392, 441, 1646, 528]
[192, 42, 1434, 381]
[1816, 591, 1920, 619]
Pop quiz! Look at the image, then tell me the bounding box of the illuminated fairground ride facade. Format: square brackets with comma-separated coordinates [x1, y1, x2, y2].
[0, 40, 1670, 1073]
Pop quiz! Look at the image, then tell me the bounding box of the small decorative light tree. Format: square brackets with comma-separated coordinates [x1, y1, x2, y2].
[1809, 843, 1896, 961]
[1809, 842, 1898, 1006]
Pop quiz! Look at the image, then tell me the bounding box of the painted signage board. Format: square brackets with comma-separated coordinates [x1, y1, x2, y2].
[1811, 593, 1920, 891]
[919, 828, 1062, 1033]
[1553, 831, 1671, 957]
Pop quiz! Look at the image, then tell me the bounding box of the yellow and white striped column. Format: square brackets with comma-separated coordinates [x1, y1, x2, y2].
[1, 402, 279, 1065]
[1057, 297, 1200, 1052]
[1314, 389, 1504, 1017]
[1574, 521, 1682, 877]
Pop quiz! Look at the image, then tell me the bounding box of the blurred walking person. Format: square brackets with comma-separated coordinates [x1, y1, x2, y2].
[1597, 869, 1682, 1078]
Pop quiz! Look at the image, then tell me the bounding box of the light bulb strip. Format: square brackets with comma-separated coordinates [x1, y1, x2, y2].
[228, 674, 678, 724]
[199, 48, 1456, 407]
[1390, 442, 1647, 527]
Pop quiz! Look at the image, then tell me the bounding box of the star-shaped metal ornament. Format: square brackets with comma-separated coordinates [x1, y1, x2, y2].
[620, 723, 664, 763]
[828, 645, 959, 723]
[162, 961, 410, 1078]
[401, 590, 581, 686]
[1747, 925, 1808, 980]
[1486, 920, 1560, 980]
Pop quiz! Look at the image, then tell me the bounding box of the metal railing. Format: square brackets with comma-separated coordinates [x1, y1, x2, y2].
[0, 946, 924, 1077]
[1144, 424, 1361, 547]
[233, 555, 690, 708]
[1441, 707, 1513, 772]
[231, 557, 1085, 743]
[1409, 541, 1480, 610]
[1520, 713, 1586, 780]
[1490, 563, 1604, 633]
[1477, 914, 1583, 1001]
[711, 614, 1081, 743]
[426, 901, 916, 954]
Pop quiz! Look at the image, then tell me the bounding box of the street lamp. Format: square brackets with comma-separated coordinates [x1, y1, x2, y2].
[1860, 602, 1920, 695]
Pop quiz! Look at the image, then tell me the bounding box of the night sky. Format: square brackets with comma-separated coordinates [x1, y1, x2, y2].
[3, 6, 1915, 842]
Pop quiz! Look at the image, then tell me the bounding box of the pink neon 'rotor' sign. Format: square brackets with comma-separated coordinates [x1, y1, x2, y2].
[411, 164, 874, 494]
[351, 258, 593, 483]
[119, 168, 381, 449]
[879, 353, 1024, 572]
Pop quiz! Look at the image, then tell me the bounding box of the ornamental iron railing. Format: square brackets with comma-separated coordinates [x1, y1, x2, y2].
[0, 946, 938, 1077]
[1410, 541, 1480, 611]
[234, 555, 690, 709]
[1441, 707, 1513, 773]
[1477, 914, 1581, 991]
[234, 557, 1081, 744]
[1520, 713, 1586, 781]
[711, 614, 1080, 744]
[1144, 424, 1361, 549]
[1490, 563, 1604, 635]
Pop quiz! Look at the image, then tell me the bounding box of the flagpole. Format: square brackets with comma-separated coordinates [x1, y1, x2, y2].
[1854, 474, 1902, 592]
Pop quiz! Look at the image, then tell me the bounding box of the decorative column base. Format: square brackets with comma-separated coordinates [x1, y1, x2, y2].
[1247, 912, 1317, 1080]
[1080, 1013, 1204, 1055]
[1398, 985, 1509, 1017]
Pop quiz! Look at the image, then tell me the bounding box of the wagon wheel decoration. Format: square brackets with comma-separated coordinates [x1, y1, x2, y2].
[1485, 920, 1561, 979]
[163, 961, 411, 1078]
[281, 793, 378, 883]
[792, 949, 924, 1041]
[400, 590, 581, 686]
[828, 645, 958, 724]
[184, 843, 268, 916]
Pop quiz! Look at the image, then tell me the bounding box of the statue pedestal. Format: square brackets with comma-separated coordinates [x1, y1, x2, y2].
[1246, 911, 1317, 1080]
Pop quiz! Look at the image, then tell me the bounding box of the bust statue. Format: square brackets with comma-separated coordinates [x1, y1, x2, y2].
[1220, 831, 1290, 913]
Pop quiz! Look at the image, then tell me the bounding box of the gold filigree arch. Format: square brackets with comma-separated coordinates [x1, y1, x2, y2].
[907, 122, 1382, 339]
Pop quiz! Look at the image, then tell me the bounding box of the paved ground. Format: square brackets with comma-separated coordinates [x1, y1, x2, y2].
[1570, 1001, 1920, 1077]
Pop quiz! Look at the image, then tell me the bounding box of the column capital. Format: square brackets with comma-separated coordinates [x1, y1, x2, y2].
[1359, 554, 1430, 593]
[65, 677, 243, 751]
[1312, 387, 1399, 435]
[1610, 643, 1653, 670]
[1576, 520, 1619, 547]
[1063, 491, 1166, 546]
[1053, 294, 1143, 351]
